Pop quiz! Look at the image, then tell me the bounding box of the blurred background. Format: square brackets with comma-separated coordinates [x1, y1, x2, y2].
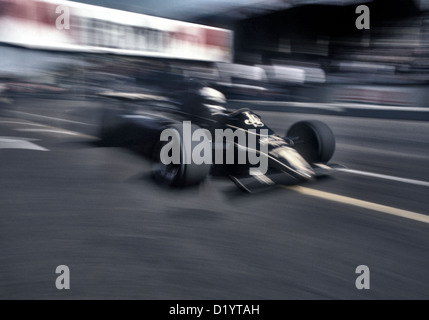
[1, 0, 429, 300]
[1, 0, 429, 105]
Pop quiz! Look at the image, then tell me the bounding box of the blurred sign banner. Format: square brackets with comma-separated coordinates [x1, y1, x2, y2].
[0, 0, 233, 63]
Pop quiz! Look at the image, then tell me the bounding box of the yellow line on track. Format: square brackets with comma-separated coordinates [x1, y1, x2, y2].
[284, 186, 429, 225]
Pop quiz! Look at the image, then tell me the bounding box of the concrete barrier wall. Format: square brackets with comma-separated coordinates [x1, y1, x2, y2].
[292, 84, 429, 108]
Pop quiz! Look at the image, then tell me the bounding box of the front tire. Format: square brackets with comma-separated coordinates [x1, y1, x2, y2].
[287, 120, 335, 164]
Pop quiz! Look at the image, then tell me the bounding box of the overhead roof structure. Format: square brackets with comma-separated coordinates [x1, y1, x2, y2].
[73, 0, 426, 27]
[74, 0, 374, 22]
[181, 0, 373, 22]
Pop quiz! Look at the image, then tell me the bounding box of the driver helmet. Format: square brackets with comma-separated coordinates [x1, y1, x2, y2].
[199, 87, 227, 115]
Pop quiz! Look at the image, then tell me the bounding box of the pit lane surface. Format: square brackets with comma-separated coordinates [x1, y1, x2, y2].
[1, 97, 429, 299]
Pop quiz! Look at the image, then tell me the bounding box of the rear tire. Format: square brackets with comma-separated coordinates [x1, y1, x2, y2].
[98, 108, 122, 146]
[152, 123, 212, 187]
[287, 120, 335, 164]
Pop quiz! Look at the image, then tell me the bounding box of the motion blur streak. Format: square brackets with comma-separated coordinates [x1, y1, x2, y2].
[286, 186, 429, 225]
[1, 0, 429, 300]
[337, 168, 429, 188]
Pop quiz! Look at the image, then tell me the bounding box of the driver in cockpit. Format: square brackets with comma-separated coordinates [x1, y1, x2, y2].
[180, 81, 228, 119]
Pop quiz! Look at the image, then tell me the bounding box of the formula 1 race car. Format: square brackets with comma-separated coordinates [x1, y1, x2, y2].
[98, 86, 338, 193]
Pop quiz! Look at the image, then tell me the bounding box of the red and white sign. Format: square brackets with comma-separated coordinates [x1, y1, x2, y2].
[0, 0, 233, 62]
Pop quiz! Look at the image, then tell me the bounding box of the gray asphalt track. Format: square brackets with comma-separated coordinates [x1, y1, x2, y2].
[1, 97, 429, 299]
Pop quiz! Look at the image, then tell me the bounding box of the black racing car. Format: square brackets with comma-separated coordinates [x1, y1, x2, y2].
[98, 85, 338, 193]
